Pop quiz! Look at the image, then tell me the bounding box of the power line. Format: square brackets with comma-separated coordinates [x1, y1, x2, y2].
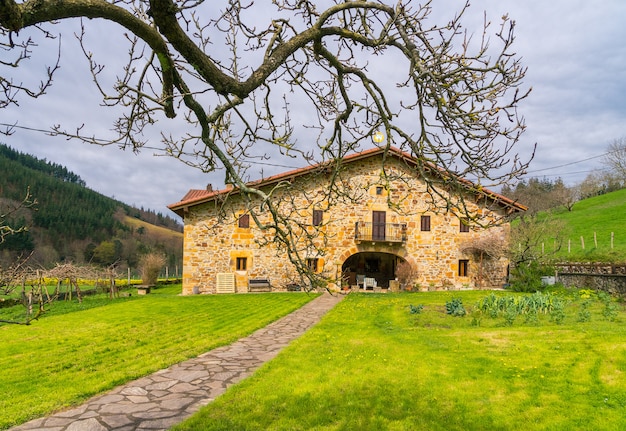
[1, 122, 303, 171]
[524, 169, 599, 178]
[3, 121, 619, 175]
[524, 152, 609, 175]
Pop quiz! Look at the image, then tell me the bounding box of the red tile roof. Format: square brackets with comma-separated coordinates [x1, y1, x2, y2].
[168, 146, 527, 215]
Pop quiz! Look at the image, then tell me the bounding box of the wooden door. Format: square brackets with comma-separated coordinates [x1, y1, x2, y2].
[372, 211, 386, 241]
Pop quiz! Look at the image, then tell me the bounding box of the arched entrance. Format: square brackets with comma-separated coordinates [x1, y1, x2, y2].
[342, 252, 407, 289]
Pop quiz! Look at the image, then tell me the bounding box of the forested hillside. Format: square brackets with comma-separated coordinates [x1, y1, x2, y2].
[0, 144, 182, 271]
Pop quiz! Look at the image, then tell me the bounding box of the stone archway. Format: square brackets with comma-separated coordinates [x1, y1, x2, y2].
[342, 252, 407, 289]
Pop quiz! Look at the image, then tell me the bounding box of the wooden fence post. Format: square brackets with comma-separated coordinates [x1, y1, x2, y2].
[611, 232, 614, 249]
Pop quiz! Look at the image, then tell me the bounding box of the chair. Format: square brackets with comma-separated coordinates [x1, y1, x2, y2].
[364, 277, 377, 290]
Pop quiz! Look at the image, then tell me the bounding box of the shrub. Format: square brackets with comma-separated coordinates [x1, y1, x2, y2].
[577, 300, 592, 322]
[603, 302, 619, 322]
[408, 304, 424, 314]
[503, 305, 518, 326]
[139, 253, 166, 285]
[396, 261, 418, 289]
[509, 261, 554, 292]
[598, 292, 619, 321]
[550, 300, 566, 325]
[476, 292, 566, 325]
[445, 297, 466, 317]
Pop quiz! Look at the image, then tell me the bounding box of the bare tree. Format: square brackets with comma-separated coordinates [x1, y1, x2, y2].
[501, 177, 578, 214]
[0, 261, 105, 325]
[395, 261, 418, 290]
[509, 213, 565, 267]
[1, 0, 532, 286]
[0, 251, 33, 295]
[603, 137, 626, 186]
[461, 230, 509, 288]
[552, 182, 577, 212]
[0, 190, 35, 244]
[578, 169, 623, 199]
[139, 252, 165, 285]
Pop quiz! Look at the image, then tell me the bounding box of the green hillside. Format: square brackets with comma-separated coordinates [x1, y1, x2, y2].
[0, 143, 182, 270]
[538, 188, 626, 263]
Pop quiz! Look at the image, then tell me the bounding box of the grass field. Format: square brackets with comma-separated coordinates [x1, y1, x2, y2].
[173, 291, 626, 431]
[3, 288, 626, 430]
[122, 214, 183, 243]
[0, 286, 317, 430]
[537, 188, 626, 262]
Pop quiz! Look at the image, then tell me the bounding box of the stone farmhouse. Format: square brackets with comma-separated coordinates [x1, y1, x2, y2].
[168, 146, 526, 295]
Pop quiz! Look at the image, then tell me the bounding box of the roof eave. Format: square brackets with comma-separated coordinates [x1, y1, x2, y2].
[167, 146, 527, 214]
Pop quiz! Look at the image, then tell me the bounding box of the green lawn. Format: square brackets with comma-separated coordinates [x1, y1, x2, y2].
[0, 287, 317, 430]
[538, 188, 626, 262]
[173, 291, 626, 431]
[4, 289, 626, 430]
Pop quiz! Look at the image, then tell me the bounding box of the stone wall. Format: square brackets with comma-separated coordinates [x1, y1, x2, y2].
[557, 273, 626, 295]
[555, 263, 626, 295]
[181, 155, 513, 294]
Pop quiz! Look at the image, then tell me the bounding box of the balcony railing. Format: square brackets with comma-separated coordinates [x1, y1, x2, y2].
[354, 221, 407, 243]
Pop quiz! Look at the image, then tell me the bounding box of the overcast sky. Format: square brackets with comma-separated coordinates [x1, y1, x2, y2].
[2, 0, 625, 217]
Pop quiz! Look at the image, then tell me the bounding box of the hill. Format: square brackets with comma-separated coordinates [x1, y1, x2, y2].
[122, 214, 183, 250]
[0, 143, 182, 272]
[536, 188, 626, 263]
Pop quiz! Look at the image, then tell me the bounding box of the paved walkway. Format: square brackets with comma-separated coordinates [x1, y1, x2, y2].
[11, 293, 344, 431]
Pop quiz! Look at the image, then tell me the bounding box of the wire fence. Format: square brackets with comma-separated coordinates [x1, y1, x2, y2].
[534, 231, 623, 255]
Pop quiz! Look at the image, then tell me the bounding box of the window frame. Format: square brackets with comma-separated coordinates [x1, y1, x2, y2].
[459, 218, 470, 233]
[458, 259, 469, 277]
[312, 209, 323, 227]
[306, 258, 319, 273]
[372, 210, 387, 241]
[420, 215, 431, 232]
[236, 257, 248, 271]
[238, 213, 250, 228]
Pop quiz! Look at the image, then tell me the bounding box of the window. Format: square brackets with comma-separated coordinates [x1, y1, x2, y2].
[236, 257, 247, 271]
[375, 186, 384, 195]
[459, 218, 470, 232]
[306, 258, 319, 273]
[458, 259, 469, 277]
[238, 214, 250, 228]
[372, 211, 386, 241]
[312, 209, 323, 226]
[420, 215, 431, 231]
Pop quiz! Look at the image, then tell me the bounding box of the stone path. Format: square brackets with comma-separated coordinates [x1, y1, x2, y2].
[10, 293, 344, 431]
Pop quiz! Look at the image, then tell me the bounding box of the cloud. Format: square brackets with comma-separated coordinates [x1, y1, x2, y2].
[2, 1, 626, 215]
[495, 0, 626, 183]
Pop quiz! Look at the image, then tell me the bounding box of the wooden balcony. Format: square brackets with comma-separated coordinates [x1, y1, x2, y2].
[354, 221, 407, 244]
